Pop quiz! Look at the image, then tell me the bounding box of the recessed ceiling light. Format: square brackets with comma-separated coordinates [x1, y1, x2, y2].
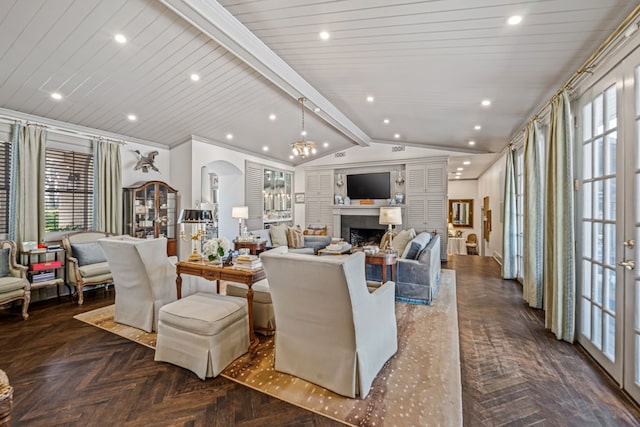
[507, 15, 522, 25]
[319, 31, 330, 40]
[301, 130, 307, 137]
[226, 133, 233, 140]
[463, 160, 471, 165]
[114, 34, 127, 44]
[474, 125, 481, 130]
[481, 100, 491, 107]
[289, 155, 294, 160]
[190, 73, 200, 82]
[457, 167, 464, 171]
[394, 133, 400, 139]
[455, 176, 461, 179]
[383, 118, 390, 124]
[313, 107, 321, 113]
[127, 114, 137, 121]
[456, 172, 462, 176]
[366, 96, 374, 103]
[263, 146, 269, 151]
[269, 114, 276, 121]
[469, 141, 475, 145]
[323, 142, 329, 147]
[311, 148, 317, 154]
[51, 92, 62, 100]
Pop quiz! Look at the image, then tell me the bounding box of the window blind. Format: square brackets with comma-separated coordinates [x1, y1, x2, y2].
[45, 148, 94, 232]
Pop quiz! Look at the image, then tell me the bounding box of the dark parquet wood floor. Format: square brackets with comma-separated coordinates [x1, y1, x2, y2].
[0, 256, 639, 426]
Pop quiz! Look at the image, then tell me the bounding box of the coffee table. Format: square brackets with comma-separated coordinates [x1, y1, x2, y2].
[175, 260, 266, 354]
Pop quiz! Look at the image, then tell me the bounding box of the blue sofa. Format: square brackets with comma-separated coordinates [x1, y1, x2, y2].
[366, 232, 441, 305]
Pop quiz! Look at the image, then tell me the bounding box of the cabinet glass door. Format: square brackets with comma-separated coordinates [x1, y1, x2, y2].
[263, 168, 292, 225]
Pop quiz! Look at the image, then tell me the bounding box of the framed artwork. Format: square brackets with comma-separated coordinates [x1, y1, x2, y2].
[295, 193, 305, 204]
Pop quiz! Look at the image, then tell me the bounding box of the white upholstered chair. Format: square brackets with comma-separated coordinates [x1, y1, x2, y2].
[62, 231, 113, 305]
[260, 246, 398, 398]
[0, 240, 30, 320]
[98, 236, 177, 332]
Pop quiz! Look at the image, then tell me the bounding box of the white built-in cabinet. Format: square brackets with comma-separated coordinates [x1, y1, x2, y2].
[303, 159, 447, 261]
[305, 170, 334, 235]
[245, 161, 293, 230]
[405, 160, 448, 261]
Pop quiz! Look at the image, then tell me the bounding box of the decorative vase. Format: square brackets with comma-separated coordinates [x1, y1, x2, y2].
[209, 256, 222, 265]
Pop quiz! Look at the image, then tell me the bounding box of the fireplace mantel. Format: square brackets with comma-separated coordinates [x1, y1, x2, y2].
[332, 205, 406, 239]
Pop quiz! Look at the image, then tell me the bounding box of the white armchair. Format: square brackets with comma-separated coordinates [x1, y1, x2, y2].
[98, 236, 177, 332]
[260, 246, 397, 398]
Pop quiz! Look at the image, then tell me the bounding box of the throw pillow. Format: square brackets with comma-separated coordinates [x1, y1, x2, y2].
[71, 242, 107, 266]
[403, 241, 422, 260]
[391, 228, 415, 254]
[269, 224, 289, 247]
[0, 248, 11, 277]
[380, 231, 389, 250]
[286, 227, 305, 249]
[401, 232, 432, 259]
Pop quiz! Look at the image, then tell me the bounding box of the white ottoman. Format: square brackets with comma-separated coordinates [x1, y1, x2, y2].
[154, 292, 249, 379]
[225, 279, 275, 336]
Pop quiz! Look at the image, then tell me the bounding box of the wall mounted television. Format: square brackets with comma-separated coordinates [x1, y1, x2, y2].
[346, 172, 390, 200]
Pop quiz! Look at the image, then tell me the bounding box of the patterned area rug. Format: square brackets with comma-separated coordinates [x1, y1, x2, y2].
[74, 269, 461, 427]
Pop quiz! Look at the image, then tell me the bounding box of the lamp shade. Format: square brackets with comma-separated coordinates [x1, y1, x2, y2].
[379, 206, 402, 225]
[231, 206, 249, 220]
[178, 209, 212, 223]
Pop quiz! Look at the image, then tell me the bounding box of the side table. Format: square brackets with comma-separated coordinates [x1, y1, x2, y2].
[234, 240, 267, 255]
[365, 253, 398, 283]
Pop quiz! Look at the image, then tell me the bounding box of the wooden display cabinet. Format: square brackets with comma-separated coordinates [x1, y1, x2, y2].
[123, 181, 178, 256]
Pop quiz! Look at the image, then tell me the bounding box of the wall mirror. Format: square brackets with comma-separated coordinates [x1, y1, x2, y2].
[449, 199, 473, 227]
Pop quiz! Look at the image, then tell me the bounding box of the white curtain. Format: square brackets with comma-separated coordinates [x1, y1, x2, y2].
[523, 121, 544, 309]
[544, 91, 576, 342]
[501, 148, 517, 279]
[93, 139, 122, 234]
[10, 124, 46, 247]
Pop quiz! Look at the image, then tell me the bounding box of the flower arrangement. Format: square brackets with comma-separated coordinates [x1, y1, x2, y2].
[202, 237, 231, 263]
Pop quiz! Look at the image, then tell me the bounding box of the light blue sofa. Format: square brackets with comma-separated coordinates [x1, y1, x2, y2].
[250, 228, 331, 255]
[366, 232, 441, 305]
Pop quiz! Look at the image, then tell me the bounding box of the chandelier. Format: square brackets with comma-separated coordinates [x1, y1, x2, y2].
[291, 97, 317, 158]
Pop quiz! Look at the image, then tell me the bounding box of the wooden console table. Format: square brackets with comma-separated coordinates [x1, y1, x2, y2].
[175, 261, 267, 354]
[365, 253, 398, 283]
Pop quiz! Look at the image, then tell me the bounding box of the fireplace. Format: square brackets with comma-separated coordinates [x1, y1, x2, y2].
[341, 215, 387, 247]
[349, 228, 386, 247]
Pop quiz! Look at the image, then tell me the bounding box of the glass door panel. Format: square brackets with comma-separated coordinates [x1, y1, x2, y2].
[579, 47, 640, 403]
[577, 74, 620, 378]
[623, 52, 640, 403]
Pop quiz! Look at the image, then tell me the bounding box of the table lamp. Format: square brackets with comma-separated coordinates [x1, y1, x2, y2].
[179, 208, 213, 262]
[448, 222, 455, 237]
[379, 206, 402, 253]
[231, 206, 249, 240]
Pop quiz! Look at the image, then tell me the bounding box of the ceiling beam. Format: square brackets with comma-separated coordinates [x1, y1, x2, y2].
[160, 0, 371, 147]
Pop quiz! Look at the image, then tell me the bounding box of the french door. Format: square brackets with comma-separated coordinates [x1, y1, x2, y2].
[577, 46, 640, 402]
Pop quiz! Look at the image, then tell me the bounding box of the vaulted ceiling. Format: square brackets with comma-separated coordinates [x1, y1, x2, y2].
[0, 0, 637, 177]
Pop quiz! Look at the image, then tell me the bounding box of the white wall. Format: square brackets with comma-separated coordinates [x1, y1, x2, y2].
[448, 179, 480, 241]
[477, 153, 506, 260]
[170, 138, 293, 252]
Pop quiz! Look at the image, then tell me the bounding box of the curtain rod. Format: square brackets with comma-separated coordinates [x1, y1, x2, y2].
[507, 4, 640, 149]
[0, 115, 126, 145]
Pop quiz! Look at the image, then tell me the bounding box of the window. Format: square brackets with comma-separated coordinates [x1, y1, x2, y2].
[0, 140, 11, 234]
[45, 148, 94, 232]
